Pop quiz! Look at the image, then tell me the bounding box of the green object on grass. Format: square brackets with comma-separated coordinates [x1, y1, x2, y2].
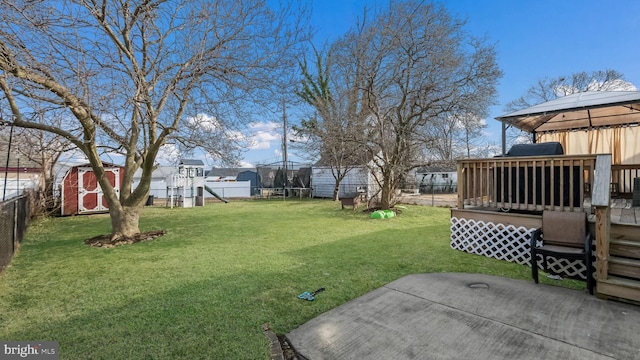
[370, 210, 396, 219]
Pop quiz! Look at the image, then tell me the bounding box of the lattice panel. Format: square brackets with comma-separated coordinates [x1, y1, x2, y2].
[450, 216, 592, 280]
[535, 255, 587, 280]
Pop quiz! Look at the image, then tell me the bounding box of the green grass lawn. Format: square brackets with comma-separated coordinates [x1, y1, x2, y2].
[0, 199, 580, 359]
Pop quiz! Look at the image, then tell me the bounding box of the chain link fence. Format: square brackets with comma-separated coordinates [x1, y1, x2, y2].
[310, 182, 372, 199]
[419, 182, 458, 194]
[0, 194, 31, 274]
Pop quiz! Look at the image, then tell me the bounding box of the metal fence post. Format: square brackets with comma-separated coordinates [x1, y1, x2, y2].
[431, 185, 435, 207]
[13, 199, 17, 255]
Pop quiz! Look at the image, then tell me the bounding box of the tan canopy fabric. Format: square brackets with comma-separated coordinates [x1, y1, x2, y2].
[537, 126, 640, 165]
[497, 91, 640, 165]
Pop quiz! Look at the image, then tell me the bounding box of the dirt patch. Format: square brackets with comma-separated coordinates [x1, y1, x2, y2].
[396, 193, 458, 207]
[84, 229, 167, 248]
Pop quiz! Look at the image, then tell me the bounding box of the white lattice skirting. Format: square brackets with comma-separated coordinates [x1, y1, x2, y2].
[450, 216, 590, 280]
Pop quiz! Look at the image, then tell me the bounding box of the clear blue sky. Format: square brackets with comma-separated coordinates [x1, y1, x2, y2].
[310, 0, 640, 140]
[241, 0, 640, 166]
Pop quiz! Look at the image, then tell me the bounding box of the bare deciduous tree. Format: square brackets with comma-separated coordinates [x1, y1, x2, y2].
[503, 69, 636, 147]
[0, 103, 77, 214]
[13, 127, 74, 213]
[0, 0, 307, 242]
[456, 113, 487, 159]
[295, 46, 369, 201]
[424, 112, 488, 160]
[334, 1, 501, 209]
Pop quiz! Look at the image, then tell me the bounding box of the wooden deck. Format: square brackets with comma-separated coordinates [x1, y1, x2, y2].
[454, 154, 640, 303]
[610, 199, 640, 224]
[582, 198, 640, 225]
[458, 198, 640, 226]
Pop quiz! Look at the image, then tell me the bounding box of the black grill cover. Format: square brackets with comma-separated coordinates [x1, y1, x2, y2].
[497, 141, 579, 207]
[506, 142, 564, 157]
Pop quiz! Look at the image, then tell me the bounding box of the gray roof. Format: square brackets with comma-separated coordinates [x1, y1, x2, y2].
[0, 135, 53, 170]
[179, 159, 204, 166]
[496, 91, 640, 133]
[133, 166, 177, 180]
[416, 160, 457, 173]
[206, 167, 256, 177]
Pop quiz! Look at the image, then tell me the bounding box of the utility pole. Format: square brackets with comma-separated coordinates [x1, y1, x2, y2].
[282, 98, 288, 189]
[16, 157, 20, 196]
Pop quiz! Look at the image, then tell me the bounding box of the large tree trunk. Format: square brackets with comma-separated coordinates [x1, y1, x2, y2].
[331, 168, 349, 201]
[108, 204, 143, 241]
[41, 175, 56, 213]
[379, 174, 395, 210]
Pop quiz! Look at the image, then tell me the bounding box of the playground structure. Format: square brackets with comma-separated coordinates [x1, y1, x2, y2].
[204, 184, 229, 203]
[166, 159, 227, 208]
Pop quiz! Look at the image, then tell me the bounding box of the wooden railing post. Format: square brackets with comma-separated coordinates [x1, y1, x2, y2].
[592, 154, 612, 282]
[455, 154, 597, 212]
[457, 162, 465, 209]
[594, 206, 610, 281]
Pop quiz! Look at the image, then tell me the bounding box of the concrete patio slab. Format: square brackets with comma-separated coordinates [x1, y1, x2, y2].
[287, 273, 640, 360]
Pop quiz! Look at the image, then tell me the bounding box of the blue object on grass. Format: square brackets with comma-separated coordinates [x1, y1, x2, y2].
[298, 287, 325, 301]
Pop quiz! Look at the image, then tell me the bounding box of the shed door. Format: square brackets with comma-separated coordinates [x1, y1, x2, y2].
[78, 167, 120, 213]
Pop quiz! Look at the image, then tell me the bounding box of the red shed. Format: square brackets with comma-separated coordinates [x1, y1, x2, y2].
[61, 163, 125, 216]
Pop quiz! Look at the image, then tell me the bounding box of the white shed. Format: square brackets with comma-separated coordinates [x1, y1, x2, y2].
[311, 166, 378, 200]
[415, 162, 458, 193]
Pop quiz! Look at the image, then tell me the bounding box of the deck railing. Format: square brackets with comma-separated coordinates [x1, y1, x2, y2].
[611, 164, 640, 195]
[592, 155, 612, 284]
[456, 154, 597, 212]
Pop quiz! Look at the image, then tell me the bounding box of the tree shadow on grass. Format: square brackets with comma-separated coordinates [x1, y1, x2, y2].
[3, 225, 449, 359]
[4, 268, 325, 360]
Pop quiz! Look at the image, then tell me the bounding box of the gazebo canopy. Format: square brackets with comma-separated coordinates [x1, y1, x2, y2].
[496, 91, 640, 133]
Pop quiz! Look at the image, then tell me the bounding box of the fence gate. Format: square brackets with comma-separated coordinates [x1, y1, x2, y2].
[77, 167, 120, 213]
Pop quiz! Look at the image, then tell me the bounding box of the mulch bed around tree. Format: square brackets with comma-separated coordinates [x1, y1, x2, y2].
[84, 229, 167, 248]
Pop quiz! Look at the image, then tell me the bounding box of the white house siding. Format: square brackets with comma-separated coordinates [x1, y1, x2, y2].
[132, 167, 251, 200]
[311, 166, 378, 199]
[130, 179, 168, 199]
[416, 171, 458, 193]
[204, 180, 251, 198]
[0, 177, 39, 200]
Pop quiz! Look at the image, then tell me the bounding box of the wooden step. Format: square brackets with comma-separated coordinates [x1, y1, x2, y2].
[611, 223, 640, 242]
[610, 239, 640, 260]
[597, 276, 640, 303]
[608, 256, 640, 279]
